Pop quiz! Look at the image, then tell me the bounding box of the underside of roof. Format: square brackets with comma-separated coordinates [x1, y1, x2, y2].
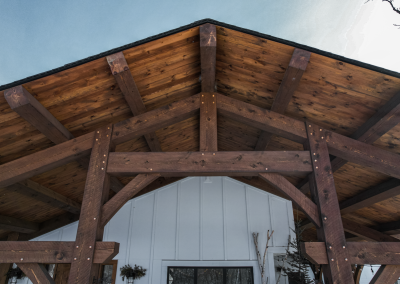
[1, 19, 400, 242]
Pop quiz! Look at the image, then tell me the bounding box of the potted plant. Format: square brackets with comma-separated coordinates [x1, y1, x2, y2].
[120, 264, 147, 282]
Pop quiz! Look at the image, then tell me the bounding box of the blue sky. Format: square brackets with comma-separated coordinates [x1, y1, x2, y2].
[0, 0, 399, 86]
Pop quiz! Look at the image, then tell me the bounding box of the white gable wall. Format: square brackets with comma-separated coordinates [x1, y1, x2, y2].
[22, 177, 295, 284]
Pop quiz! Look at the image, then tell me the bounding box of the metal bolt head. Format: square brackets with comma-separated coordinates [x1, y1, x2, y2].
[202, 153, 204, 155]
[329, 246, 332, 249]
[150, 168, 153, 171]
[310, 133, 313, 135]
[309, 125, 311, 127]
[320, 129, 322, 131]
[331, 258, 334, 261]
[315, 160, 317, 162]
[74, 258, 77, 260]
[21, 258, 23, 261]
[76, 246, 79, 248]
[213, 153, 215, 155]
[101, 168, 104, 170]
[94, 217, 96, 220]
[97, 131, 99, 133]
[345, 258, 348, 261]
[265, 168, 268, 170]
[321, 137, 324, 139]
[316, 166, 318, 169]
[89, 246, 92, 248]
[87, 258, 90, 260]
[343, 246, 346, 249]
[324, 217, 327, 220]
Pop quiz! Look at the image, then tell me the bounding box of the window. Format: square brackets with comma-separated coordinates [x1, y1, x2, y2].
[167, 267, 254, 284]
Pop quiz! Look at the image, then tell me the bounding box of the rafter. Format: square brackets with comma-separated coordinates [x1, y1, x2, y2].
[7, 180, 81, 214]
[341, 218, 400, 242]
[107, 52, 162, 152]
[299, 91, 400, 194]
[4, 86, 125, 193]
[0, 215, 38, 234]
[18, 263, 55, 284]
[107, 151, 313, 176]
[369, 265, 400, 284]
[255, 48, 310, 151]
[0, 94, 200, 188]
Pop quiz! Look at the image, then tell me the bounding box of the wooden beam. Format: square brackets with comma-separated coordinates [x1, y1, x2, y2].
[341, 218, 400, 242]
[112, 93, 200, 145]
[0, 241, 119, 264]
[217, 93, 308, 144]
[259, 173, 320, 228]
[0, 215, 38, 234]
[107, 52, 162, 152]
[369, 265, 400, 284]
[200, 23, 217, 92]
[0, 132, 94, 188]
[69, 125, 113, 284]
[0, 94, 201, 188]
[301, 242, 400, 265]
[4, 86, 73, 144]
[255, 48, 310, 151]
[0, 233, 19, 284]
[100, 174, 160, 227]
[299, 92, 400, 194]
[354, 265, 363, 284]
[200, 92, 217, 152]
[7, 180, 81, 214]
[4, 85, 124, 194]
[107, 151, 313, 176]
[18, 263, 55, 284]
[373, 220, 400, 236]
[306, 122, 354, 283]
[340, 178, 400, 215]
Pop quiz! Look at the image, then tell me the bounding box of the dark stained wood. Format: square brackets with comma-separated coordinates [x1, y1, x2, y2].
[54, 264, 71, 284]
[69, 125, 113, 284]
[299, 92, 400, 194]
[107, 52, 162, 152]
[18, 263, 55, 284]
[354, 265, 363, 284]
[112, 93, 200, 144]
[0, 214, 38, 233]
[0, 241, 119, 264]
[373, 220, 400, 236]
[259, 173, 320, 228]
[7, 180, 81, 214]
[100, 174, 160, 227]
[217, 93, 308, 143]
[0, 132, 94, 188]
[369, 265, 400, 284]
[341, 218, 400, 242]
[306, 122, 354, 284]
[200, 24, 217, 92]
[0, 233, 19, 284]
[4, 86, 74, 144]
[200, 93, 217, 151]
[301, 242, 400, 265]
[255, 48, 310, 151]
[107, 151, 312, 176]
[340, 179, 400, 215]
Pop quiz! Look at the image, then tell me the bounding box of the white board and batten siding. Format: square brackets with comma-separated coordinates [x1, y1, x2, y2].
[23, 177, 296, 284]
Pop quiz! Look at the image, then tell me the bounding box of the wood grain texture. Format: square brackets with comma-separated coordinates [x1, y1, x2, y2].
[0, 233, 19, 284]
[301, 242, 400, 265]
[107, 52, 162, 152]
[255, 48, 310, 151]
[306, 122, 354, 284]
[259, 173, 320, 228]
[217, 93, 308, 143]
[18, 263, 55, 284]
[53, 264, 71, 284]
[0, 214, 38, 233]
[341, 218, 400, 242]
[200, 24, 216, 92]
[68, 125, 113, 284]
[100, 174, 160, 227]
[107, 151, 313, 176]
[0, 241, 118, 264]
[200, 92, 217, 151]
[7, 180, 81, 214]
[369, 265, 400, 284]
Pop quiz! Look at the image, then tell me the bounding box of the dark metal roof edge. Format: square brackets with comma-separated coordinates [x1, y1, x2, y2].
[1, 18, 400, 91]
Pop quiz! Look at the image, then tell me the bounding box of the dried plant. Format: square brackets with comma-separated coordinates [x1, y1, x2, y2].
[252, 230, 274, 284]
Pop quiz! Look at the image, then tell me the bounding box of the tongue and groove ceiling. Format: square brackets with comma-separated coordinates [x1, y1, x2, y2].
[0, 19, 400, 241]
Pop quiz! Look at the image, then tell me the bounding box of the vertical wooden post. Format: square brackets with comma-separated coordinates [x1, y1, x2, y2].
[199, 23, 217, 152]
[68, 125, 113, 284]
[0, 233, 19, 284]
[306, 122, 354, 284]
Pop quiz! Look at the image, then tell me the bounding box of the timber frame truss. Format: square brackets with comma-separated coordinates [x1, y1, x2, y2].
[0, 24, 400, 284]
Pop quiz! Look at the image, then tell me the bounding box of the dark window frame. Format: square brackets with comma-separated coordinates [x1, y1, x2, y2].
[167, 266, 254, 284]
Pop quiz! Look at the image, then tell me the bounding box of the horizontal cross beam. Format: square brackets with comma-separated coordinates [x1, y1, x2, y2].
[106, 151, 313, 176]
[0, 241, 119, 264]
[301, 242, 400, 265]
